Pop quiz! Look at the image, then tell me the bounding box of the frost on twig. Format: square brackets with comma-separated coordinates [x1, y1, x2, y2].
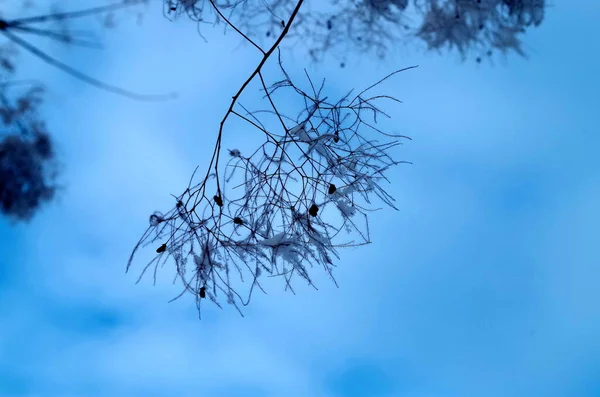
[127, 55, 414, 317]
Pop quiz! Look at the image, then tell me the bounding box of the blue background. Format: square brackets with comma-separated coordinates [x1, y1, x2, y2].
[1, 1, 599, 396]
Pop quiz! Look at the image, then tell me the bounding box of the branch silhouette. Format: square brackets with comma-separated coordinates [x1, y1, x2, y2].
[128, 0, 415, 318]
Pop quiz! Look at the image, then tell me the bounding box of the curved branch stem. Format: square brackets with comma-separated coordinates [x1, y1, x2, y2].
[204, 0, 305, 193]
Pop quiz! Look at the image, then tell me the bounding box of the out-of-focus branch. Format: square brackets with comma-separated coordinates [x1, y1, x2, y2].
[0, 1, 175, 101]
[163, 0, 546, 63]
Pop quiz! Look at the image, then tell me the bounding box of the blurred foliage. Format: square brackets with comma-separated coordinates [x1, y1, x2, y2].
[164, 0, 545, 62]
[0, 0, 149, 222]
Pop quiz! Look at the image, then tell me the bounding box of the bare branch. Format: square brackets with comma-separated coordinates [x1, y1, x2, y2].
[128, 0, 415, 316]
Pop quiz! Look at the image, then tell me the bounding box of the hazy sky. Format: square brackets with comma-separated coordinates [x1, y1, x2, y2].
[1, 1, 599, 396]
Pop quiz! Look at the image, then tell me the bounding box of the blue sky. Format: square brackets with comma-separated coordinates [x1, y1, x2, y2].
[1, 1, 599, 396]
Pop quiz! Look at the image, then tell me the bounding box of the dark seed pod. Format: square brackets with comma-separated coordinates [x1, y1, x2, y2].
[156, 243, 167, 253]
[328, 183, 337, 195]
[199, 286, 206, 298]
[213, 195, 223, 207]
[233, 217, 243, 225]
[149, 212, 164, 226]
[333, 132, 340, 143]
[309, 204, 319, 217]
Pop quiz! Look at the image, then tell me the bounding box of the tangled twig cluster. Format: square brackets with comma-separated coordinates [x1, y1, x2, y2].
[129, 0, 414, 317]
[128, 59, 413, 316]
